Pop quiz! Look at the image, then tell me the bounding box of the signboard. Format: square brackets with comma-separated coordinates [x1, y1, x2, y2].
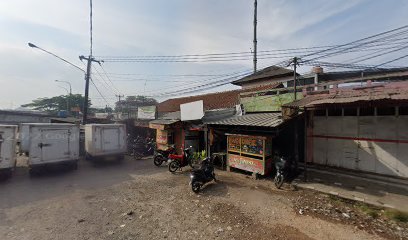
[180, 100, 204, 121]
[149, 123, 165, 130]
[138, 106, 156, 120]
[156, 130, 168, 145]
[228, 154, 264, 174]
[241, 92, 303, 112]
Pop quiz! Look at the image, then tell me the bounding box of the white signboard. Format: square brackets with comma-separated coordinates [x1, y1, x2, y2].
[138, 106, 156, 120]
[180, 100, 204, 121]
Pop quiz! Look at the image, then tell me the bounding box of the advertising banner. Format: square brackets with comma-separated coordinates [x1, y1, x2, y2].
[228, 154, 264, 174]
[138, 106, 156, 120]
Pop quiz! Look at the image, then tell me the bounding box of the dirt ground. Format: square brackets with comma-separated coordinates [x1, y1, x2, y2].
[0, 158, 407, 240]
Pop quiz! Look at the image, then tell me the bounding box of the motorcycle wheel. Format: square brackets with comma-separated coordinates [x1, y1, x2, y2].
[168, 161, 179, 173]
[191, 181, 201, 193]
[274, 174, 284, 189]
[153, 156, 164, 166]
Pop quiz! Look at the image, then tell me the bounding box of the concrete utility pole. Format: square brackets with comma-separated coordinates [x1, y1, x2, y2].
[115, 94, 125, 112]
[79, 55, 102, 124]
[253, 0, 258, 73]
[291, 57, 300, 100]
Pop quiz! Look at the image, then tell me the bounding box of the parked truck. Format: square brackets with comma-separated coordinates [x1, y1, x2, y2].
[0, 125, 18, 178]
[84, 124, 127, 161]
[22, 123, 80, 174]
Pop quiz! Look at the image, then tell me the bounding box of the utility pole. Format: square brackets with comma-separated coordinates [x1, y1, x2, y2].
[79, 55, 102, 124]
[253, 0, 258, 73]
[116, 94, 125, 112]
[290, 57, 300, 100]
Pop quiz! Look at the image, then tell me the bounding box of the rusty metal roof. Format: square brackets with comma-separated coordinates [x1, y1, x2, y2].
[206, 112, 284, 128]
[285, 81, 408, 108]
[231, 66, 294, 86]
[157, 83, 282, 113]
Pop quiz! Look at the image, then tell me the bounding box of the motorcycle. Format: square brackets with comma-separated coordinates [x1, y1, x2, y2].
[274, 155, 292, 189]
[133, 140, 155, 160]
[189, 157, 216, 193]
[168, 146, 195, 173]
[153, 145, 176, 166]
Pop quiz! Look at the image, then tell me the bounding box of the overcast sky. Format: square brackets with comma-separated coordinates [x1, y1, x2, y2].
[0, 0, 407, 109]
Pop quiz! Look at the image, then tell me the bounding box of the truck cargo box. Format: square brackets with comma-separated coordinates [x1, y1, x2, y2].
[25, 124, 80, 167]
[0, 125, 18, 172]
[85, 124, 126, 158]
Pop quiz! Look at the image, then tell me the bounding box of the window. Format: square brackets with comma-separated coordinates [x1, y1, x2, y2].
[377, 107, 395, 116]
[314, 109, 326, 116]
[359, 107, 375, 116]
[344, 108, 358, 116]
[399, 106, 408, 115]
[328, 108, 342, 116]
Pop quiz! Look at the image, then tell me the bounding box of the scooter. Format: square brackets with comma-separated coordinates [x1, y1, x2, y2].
[153, 145, 176, 166]
[133, 140, 155, 160]
[274, 155, 292, 189]
[168, 146, 194, 173]
[189, 157, 216, 193]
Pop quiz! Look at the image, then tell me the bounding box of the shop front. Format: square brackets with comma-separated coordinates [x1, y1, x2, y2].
[149, 119, 183, 153]
[227, 134, 273, 176]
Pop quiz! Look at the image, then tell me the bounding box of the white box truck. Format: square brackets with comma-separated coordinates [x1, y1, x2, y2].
[0, 125, 18, 178]
[85, 124, 126, 161]
[24, 124, 80, 174]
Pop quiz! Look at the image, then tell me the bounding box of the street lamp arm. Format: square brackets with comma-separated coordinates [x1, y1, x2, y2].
[28, 42, 85, 73]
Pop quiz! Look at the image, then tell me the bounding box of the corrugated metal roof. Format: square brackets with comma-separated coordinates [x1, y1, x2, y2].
[231, 66, 294, 86]
[284, 81, 408, 108]
[149, 119, 179, 125]
[206, 112, 284, 128]
[157, 83, 282, 113]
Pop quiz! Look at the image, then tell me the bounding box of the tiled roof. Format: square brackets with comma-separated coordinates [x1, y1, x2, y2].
[206, 112, 284, 128]
[157, 83, 282, 113]
[284, 81, 408, 108]
[231, 66, 294, 86]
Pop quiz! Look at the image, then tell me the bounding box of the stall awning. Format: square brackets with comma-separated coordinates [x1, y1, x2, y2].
[206, 112, 284, 128]
[149, 119, 180, 130]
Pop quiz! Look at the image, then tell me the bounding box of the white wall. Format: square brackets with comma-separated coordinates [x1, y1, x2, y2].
[312, 115, 408, 178]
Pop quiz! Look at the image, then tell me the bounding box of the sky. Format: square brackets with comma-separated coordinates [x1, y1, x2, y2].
[0, 0, 407, 109]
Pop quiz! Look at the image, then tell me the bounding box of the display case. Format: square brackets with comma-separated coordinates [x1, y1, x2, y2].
[226, 134, 273, 175]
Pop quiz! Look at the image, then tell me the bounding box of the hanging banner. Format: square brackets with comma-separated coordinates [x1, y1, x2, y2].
[138, 106, 156, 120]
[180, 100, 204, 121]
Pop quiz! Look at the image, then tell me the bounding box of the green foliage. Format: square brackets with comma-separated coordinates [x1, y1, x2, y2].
[115, 95, 157, 112]
[21, 94, 90, 115]
[193, 150, 207, 160]
[384, 209, 408, 223]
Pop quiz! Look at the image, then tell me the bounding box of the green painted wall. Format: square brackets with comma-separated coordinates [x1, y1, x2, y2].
[241, 92, 303, 112]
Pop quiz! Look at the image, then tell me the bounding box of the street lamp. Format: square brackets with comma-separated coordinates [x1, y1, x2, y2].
[28, 42, 88, 122]
[55, 80, 72, 116]
[56, 85, 70, 113]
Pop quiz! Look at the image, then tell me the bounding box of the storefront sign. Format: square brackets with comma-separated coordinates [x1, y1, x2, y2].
[180, 100, 204, 121]
[138, 106, 156, 120]
[157, 130, 168, 145]
[228, 154, 264, 174]
[149, 123, 165, 130]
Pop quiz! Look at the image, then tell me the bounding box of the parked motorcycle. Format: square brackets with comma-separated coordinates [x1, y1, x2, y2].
[133, 140, 155, 160]
[168, 146, 194, 173]
[189, 157, 216, 193]
[274, 154, 292, 189]
[153, 145, 176, 166]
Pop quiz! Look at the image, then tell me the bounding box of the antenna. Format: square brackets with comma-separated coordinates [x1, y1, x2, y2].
[253, 0, 257, 73]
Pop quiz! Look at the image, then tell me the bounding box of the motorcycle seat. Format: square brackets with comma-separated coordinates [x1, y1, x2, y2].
[169, 154, 183, 160]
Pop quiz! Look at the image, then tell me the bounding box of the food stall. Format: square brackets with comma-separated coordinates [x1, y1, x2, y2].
[226, 134, 273, 176]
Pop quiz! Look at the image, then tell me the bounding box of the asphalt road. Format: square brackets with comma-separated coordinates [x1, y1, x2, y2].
[0, 156, 160, 209]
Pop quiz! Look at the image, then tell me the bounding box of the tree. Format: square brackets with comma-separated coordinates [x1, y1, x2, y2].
[22, 94, 90, 115]
[115, 95, 157, 113]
